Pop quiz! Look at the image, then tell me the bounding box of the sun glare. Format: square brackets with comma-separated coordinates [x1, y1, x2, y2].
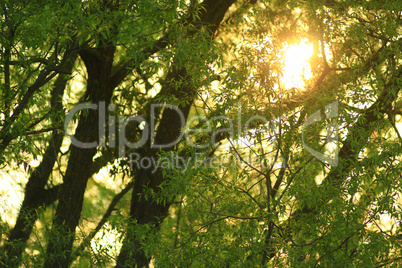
[282, 39, 314, 89]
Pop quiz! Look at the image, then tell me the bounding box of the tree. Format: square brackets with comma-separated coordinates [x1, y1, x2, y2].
[1, 0, 401, 267]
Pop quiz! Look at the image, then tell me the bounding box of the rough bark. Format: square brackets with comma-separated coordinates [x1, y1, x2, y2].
[115, 1, 237, 267]
[43, 44, 116, 268]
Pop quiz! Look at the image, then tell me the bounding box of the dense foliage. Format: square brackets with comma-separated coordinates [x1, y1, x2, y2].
[1, 0, 401, 267]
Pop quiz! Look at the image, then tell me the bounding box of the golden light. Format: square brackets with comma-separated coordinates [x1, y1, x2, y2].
[281, 39, 314, 89]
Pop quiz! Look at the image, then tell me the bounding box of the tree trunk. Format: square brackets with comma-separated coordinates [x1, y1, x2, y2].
[43, 45, 116, 268]
[0, 53, 76, 267]
[115, 1, 237, 266]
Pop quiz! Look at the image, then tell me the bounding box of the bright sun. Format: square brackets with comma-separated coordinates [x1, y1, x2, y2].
[282, 39, 314, 89]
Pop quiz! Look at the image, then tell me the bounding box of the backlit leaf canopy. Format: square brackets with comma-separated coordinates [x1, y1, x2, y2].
[0, 0, 401, 267]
